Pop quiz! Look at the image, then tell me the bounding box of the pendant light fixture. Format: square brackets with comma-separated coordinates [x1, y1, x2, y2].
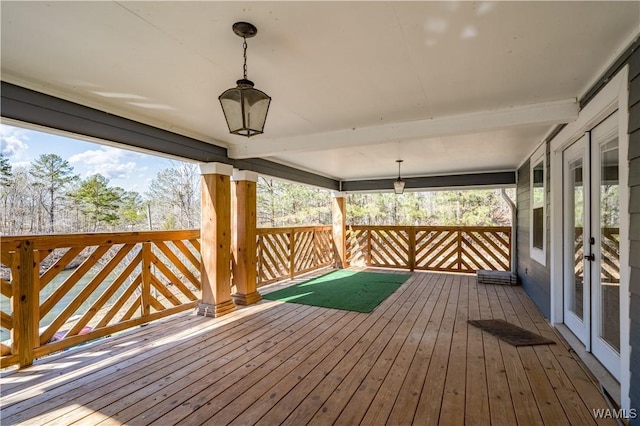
[394, 160, 405, 194]
[219, 22, 271, 137]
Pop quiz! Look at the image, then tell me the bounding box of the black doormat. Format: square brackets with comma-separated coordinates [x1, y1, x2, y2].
[467, 319, 556, 347]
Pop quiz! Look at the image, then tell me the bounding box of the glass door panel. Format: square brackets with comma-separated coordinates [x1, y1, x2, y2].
[591, 111, 620, 381]
[598, 139, 620, 351]
[569, 157, 584, 319]
[563, 135, 589, 344]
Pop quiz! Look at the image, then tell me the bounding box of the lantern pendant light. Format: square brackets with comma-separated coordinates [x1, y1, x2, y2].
[394, 160, 405, 194]
[219, 22, 271, 137]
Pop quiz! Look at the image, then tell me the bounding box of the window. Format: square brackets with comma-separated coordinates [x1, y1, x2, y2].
[530, 145, 546, 265]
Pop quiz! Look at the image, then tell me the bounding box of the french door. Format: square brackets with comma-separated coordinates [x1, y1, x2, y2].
[562, 111, 620, 381]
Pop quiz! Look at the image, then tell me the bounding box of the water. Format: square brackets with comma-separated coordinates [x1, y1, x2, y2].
[1, 268, 125, 343]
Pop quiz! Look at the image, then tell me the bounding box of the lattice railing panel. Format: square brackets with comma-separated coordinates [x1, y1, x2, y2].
[314, 228, 334, 267]
[369, 228, 410, 268]
[294, 230, 316, 274]
[257, 229, 291, 285]
[0, 251, 16, 359]
[347, 225, 511, 274]
[414, 229, 460, 271]
[346, 227, 368, 266]
[257, 226, 334, 287]
[571, 227, 619, 283]
[601, 227, 620, 284]
[1, 230, 201, 368]
[573, 228, 584, 278]
[459, 230, 510, 272]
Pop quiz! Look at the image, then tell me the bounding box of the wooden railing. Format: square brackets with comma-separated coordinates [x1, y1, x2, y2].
[600, 227, 620, 283]
[346, 225, 511, 273]
[573, 227, 620, 283]
[257, 226, 334, 286]
[0, 230, 201, 368]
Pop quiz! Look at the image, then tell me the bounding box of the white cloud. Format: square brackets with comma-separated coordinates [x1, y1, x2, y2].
[0, 125, 30, 159]
[11, 161, 32, 170]
[69, 146, 138, 179]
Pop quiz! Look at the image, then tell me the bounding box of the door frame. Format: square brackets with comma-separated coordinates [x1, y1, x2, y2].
[549, 66, 630, 409]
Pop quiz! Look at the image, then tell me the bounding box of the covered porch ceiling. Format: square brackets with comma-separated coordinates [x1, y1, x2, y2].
[1, 1, 638, 184]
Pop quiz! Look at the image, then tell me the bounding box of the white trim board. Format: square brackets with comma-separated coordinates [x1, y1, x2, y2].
[529, 144, 547, 266]
[549, 65, 631, 411]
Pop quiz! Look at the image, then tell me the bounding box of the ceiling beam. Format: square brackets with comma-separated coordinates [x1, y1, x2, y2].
[235, 158, 340, 190]
[341, 171, 516, 192]
[229, 99, 578, 159]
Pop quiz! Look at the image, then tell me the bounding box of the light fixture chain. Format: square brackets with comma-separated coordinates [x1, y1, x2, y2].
[242, 37, 248, 79]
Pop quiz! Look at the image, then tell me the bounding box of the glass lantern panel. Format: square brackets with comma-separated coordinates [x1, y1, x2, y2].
[243, 88, 271, 133]
[219, 88, 244, 133]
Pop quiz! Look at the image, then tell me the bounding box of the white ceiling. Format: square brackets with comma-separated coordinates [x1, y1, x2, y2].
[1, 1, 639, 181]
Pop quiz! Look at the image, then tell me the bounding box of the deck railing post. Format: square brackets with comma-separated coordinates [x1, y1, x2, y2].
[311, 228, 318, 268]
[457, 228, 463, 272]
[408, 227, 416, 271]
[256, 234, 263, 285]
[507, 228, 512, 271]
[141, 242, 152, 316]
[331, 192, 347, 268]
[366, 229, 372, 266]
[198, 163, 236, 317]
[289, 228, 296, 279]
[15, 240, 37, 368]
[231, 171, 261, 306]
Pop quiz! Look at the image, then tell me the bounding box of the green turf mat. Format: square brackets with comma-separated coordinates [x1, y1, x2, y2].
[261, 270, 411, 313]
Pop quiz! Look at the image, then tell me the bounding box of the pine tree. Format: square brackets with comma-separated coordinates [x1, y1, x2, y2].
[118, 189, 146, 230]
[0, 155, 12, 190]
[69, 174, 121, 231]
[29, 154, 78, 232]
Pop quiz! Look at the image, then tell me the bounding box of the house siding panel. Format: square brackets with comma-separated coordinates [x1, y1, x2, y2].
[631, 101, 640, 133]
[629, 45, 640, 425]
[631, 294, 640, 324]
[517, 155, 551, 318]
[631, 46, 640, 79]
[631, 132, 640, 160]
[630, 158, 640, 187]
[631, 80, 640, 107]
[631, 186, 640, 215]
[632, 266, 640, 296]
[631, 242, 640, 269]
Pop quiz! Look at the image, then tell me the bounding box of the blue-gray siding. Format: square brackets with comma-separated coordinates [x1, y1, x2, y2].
[516, 150, 551, 318]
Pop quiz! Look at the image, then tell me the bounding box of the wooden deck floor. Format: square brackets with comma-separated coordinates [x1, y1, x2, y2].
[1, 271, 616, 425]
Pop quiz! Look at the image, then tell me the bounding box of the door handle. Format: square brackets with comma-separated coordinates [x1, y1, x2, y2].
[584, 254, 595, 262]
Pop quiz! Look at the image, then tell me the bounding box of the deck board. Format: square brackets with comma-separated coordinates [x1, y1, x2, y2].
[0, 270, 617, 425]
[323, 272, 436, 425]
[465, 276, 490, 426]
[91, 305, 335, 425]
[385, 273, 452, 425]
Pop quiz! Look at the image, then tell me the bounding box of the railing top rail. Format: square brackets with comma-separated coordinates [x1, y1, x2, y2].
[1, 229, 201, 251]
[257, 225, 332, 235]
[346, 225, 511, 232]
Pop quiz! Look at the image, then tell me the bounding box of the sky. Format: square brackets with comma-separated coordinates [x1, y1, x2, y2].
[0, 123, 189, 193]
